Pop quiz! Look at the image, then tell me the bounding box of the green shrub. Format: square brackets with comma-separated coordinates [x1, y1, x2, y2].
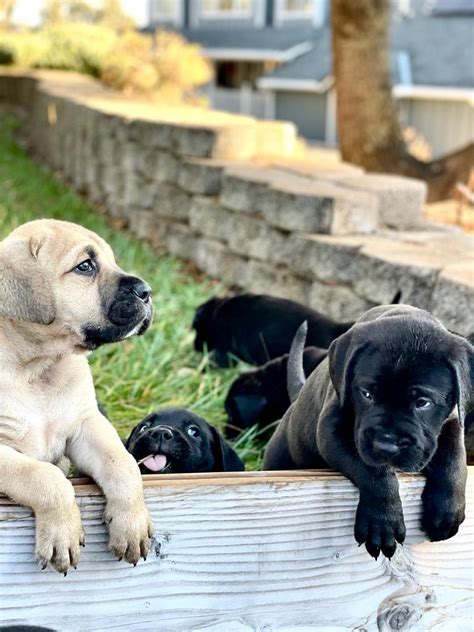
[0, 44, 14, 65]
[34, 23, 117, 76]
[0, 32, 49, 67]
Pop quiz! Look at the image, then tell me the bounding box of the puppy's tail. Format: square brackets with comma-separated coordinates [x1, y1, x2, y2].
[287, 320, 307, 403]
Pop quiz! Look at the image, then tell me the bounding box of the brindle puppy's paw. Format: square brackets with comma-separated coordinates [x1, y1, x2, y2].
[354, 495, 406, 560]
[105, 499, 154, 565]
[421, 481, 466, 542]
[35, 501, 85, 574]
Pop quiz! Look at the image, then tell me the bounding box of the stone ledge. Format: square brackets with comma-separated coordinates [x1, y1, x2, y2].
[2, 69, 473, 334]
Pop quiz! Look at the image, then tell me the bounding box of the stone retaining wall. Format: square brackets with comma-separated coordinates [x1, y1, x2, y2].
[1, 70, 473, 335]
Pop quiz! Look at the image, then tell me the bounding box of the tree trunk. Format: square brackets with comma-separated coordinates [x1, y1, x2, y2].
[331, 0, 473, 202]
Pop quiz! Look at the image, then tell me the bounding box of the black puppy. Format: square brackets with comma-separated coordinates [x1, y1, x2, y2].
[193, 292, 401, 367]
[192, 293, 355, 367]
[264, 305, 473, 560]
[125, 408, 245, 473]
[225, 345, 327, 437]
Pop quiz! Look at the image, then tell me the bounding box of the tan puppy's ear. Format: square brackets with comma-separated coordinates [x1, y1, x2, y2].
[0, 236, 56, 325]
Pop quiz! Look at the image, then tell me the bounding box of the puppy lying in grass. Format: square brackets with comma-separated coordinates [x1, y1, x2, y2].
[225, 346, 327, 437]
[192, 293, 355, 367]
[264, 306, 473, 559]
[193, 291, 401, 368]
[0, 219, 154, 574]
[126, 408, 245, 473]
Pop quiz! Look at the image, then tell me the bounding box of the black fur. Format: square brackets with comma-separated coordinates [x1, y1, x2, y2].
[192, 293, 353, 367]
[125, 408, 244, 474]
[225, 346, 327, 437]
[264, 305, 473, 560]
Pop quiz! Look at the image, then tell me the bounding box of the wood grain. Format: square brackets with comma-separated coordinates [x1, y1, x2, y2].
[0, 470, 472, 631]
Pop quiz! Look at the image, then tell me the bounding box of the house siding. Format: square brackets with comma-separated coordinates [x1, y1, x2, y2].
[275, 91, 327, 141]
[398, 97, 474, 158]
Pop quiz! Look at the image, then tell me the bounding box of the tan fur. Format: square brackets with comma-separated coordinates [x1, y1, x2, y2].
[0, 219, 153, 574]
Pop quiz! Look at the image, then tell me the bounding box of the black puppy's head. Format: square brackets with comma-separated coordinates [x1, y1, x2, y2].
[125, 408, 244, 473]
[329, 307, 473, 472]
[192, 297, 224, 352]
[225, 371, 269, 437]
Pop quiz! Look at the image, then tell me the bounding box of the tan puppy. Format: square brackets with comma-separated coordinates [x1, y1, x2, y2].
[0, 219, 154, 574]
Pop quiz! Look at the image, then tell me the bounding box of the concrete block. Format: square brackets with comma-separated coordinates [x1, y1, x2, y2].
[289, 234, 364, 283]
[354, 240, 441, 308]
[260, 179, 378, 235]
[153, 183, 192, 221]
[309, 281, 375, 322]
[431, 262, 474, 336]
[195, 238, 248, 284]
[189, 197, 231, 242]
[178, 158, 227, 195]
[245, 260, 311, 304]
[340, 174, 427, 229]
[165, 223, 200, 260]
[171, 123, 257, 159]
[220, 167, 272, 214]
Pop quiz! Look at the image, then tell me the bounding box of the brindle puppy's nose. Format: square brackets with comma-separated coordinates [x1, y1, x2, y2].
[130, 279, 151, 303]
[372, 433, 400, 457]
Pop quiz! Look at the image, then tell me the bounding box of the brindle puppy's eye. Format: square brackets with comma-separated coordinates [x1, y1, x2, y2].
[74, 259, 95, 275]
[187, 425, 200, 437]
[415, 397, 433, 410]
[360, 389, 373, 401]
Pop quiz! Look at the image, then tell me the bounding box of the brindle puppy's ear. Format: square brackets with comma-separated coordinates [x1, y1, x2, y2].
[0, 237, 55, 325]
[328, 324, 369, 409]
[448, 336, 474, 426]
[209, 426, 245, 472]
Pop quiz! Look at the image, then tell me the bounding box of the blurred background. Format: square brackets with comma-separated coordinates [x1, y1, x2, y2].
[1, 0, 473, 224]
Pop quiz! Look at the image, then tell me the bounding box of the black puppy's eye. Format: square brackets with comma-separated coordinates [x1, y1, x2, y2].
[360, 389, 373, 401]
[138, 425, 148, 434]
[74, 259, 95, 275]
[415, 397, 432, 410]
[187, 425, 200, 437]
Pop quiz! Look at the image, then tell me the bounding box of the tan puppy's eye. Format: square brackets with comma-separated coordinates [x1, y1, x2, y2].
[74, 259, 96, 275]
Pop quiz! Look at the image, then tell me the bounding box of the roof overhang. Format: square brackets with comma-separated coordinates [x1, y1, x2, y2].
[394, 85, 474, 104]
[257, 78, 473, 104]
[257, 75, 334, 93]
[202, 40, 313, 63]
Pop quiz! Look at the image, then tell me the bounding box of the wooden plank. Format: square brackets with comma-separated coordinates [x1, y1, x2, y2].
[0, 470, 472, 631]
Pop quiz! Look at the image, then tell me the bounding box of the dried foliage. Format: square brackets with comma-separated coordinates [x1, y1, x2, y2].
[100, 31, 212, 100]
[0, 23, 211, 102]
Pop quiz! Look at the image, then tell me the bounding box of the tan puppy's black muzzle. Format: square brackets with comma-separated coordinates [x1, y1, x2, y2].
[83, 275, 153, 349]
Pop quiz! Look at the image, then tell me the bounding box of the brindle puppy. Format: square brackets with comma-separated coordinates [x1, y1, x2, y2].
[264, 305, 473, 559]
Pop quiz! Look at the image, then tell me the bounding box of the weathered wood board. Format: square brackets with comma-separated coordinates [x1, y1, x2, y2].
[0, 470, 473, 631]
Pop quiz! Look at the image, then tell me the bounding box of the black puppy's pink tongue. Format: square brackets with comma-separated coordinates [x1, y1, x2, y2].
[142, 455, 167, 472]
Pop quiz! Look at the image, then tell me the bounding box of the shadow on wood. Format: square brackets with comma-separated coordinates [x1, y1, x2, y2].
[1, 470, 473, 631]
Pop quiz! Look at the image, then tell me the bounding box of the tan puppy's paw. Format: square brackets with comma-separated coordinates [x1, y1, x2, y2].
[35, 501, 85, 575]
[104, 499, 154, 565]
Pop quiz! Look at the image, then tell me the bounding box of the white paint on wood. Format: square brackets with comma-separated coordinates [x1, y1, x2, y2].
[0, 470, 472, 631]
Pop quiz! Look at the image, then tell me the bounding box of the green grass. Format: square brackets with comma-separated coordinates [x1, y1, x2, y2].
[0, 112, 266, 469]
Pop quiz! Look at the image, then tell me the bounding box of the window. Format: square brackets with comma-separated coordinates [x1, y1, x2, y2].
[279, 0, 314, 17]
[154, 0, 182, 23]
[275, 0, 325, 26]
[201, 0, 253, 19]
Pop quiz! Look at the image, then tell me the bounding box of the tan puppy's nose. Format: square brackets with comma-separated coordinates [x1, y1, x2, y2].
[130, 280, 151, 303]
